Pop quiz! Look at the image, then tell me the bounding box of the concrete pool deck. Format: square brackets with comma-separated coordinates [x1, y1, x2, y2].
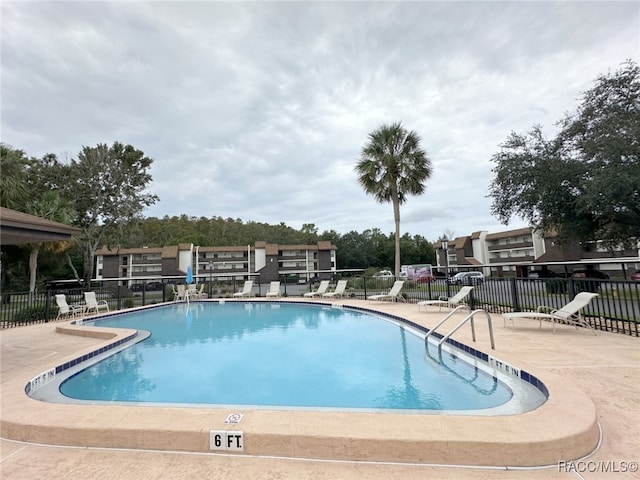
[1, 299, 638, 479]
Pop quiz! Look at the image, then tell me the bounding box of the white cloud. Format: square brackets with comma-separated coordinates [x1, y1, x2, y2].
[2, 1, 638, 241]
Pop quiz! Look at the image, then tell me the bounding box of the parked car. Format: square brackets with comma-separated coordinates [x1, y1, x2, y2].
[447, 272, 484, 286]
[373, 270, 394, 279]
[527, 269, 559, 280]
[571, 269, 609, 279]
[416, 274, 435, 283]
[146, 282, 164, 291]
[44, 279, 85, 300]
[571, 269, 609, 293]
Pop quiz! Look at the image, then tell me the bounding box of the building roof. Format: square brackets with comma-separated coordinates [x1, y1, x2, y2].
[434, 237, 466, 249]
[0, 207, 81, 245]
[198, 245, 252, 253]
[95, 246, 165, 255]
[485, 227, 533, 240]
[161, 245, 178, 258]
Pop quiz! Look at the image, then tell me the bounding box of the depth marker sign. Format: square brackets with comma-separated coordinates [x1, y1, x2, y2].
[225, 413, 243, 424]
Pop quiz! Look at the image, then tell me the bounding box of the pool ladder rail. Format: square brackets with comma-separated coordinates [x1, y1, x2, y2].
[425, 306, 496, 353]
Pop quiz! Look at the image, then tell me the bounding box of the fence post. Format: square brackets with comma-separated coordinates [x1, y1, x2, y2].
[45, 289, 52, 322]
[117, 285, 122, 310]
[568, 278, 577, 299]
[510, 277, 520, 312]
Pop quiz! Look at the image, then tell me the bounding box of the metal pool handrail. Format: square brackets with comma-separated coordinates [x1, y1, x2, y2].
[425, 306, 496, 352]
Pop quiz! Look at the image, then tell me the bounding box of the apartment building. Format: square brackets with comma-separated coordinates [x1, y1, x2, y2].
[435, 227, 639, 277]
[95, 240, 337, 285]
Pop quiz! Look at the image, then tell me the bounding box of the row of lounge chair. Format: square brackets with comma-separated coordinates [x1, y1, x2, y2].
[57, 281, 600, 335]
[229, 280, 349, 299]
[55, 292, 109, 320]
[364, 281, 598, 335]
[269, 279, 597, 333]
[415, 286, 599, 335]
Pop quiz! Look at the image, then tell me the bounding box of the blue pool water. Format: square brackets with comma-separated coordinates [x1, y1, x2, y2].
[60, 302, 515, 411]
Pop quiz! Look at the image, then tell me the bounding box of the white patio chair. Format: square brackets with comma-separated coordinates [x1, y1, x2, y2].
[233, 280, 254, 297]
[265, 281, 281, 298]
[55, 294, 84, 320]
[83, 291, 110, 314]
[322, 280, 348, 299]
[303, 280, 330, 298]
[417, 286, 474, 312]
[367, 280, 405, 302]
[501, 292, 599, 335]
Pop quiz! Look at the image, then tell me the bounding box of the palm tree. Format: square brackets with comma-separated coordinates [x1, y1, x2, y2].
[356, 122, 432, 277]
[0, 143, 31, 209]
[24, 191, 76, 293]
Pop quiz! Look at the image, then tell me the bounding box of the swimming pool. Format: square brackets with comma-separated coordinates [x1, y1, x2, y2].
[16, 300, 603, 466]
[33, 301, 546, 414]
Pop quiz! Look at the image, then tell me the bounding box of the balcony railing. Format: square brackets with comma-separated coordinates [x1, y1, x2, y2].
[487, 241, 534, 251]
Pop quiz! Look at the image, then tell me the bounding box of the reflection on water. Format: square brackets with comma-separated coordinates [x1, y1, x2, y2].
[375, 328, 443, 410]
[424, 342, 500, 397]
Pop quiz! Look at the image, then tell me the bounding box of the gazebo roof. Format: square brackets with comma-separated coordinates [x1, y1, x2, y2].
[0, 207, 81, 245]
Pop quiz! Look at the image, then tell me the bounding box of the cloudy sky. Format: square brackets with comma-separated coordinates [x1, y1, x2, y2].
[2, 1, 638, 241]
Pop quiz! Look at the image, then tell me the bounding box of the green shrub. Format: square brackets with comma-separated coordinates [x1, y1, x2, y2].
[12, 306, 51, 323]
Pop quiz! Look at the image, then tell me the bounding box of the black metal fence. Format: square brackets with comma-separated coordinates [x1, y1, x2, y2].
[354, 275, 639, 336]
[1, 275, 638, 336]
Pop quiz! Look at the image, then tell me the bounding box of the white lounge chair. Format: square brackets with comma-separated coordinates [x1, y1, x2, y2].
[303, 280, 330, 298]
[417, 286, 474, 312]
[501, 292, 599, 335]
[189, 284, 207, 299]
[55, 294, 84, 320]
[322, 280, 348, 299]
[187, 284, 198, 300]
[173, 284, 187, 302]
[367, 280, 405, 302]
[265, 281, 281, 298]
[233, 280, 254, 298]
[83, 291, 110, 314]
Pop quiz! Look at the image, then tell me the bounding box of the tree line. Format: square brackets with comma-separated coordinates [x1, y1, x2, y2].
[1, 207, 437, 291]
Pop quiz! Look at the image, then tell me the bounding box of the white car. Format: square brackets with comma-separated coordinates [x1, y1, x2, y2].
[373, 270, 394, 279]
[447, 271, 484, 285]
